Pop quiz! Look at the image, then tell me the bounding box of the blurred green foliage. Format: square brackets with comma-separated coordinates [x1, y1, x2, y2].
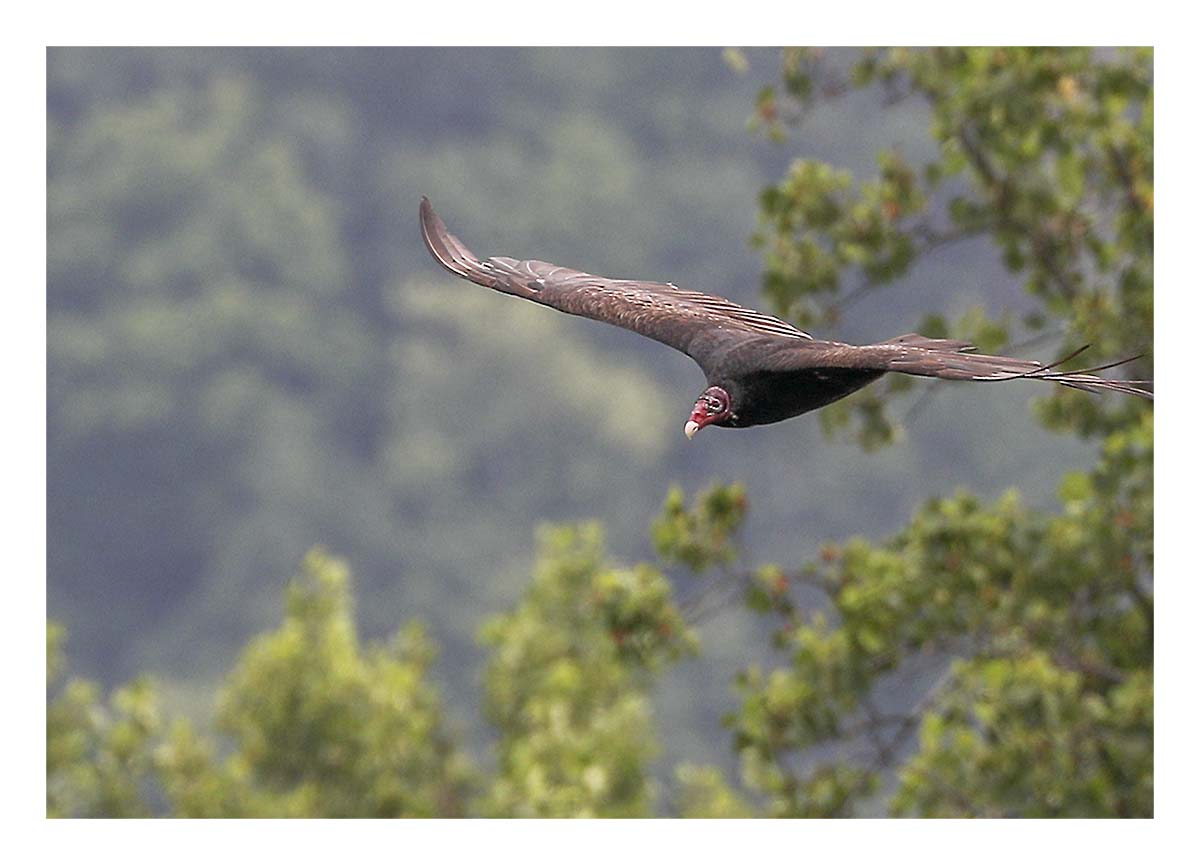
[49, 420, 1151, 816]
[48, 623, 162, 818]
[50, 550, 474, 817]
[480, 525, 695, 816]
[48, 47, 1150, 817]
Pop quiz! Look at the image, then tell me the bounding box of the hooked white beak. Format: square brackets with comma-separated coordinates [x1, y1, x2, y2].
[684, 420, 700, 440]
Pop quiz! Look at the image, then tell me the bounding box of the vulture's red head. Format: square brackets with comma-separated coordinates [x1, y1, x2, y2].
[685, 386, 732, 439]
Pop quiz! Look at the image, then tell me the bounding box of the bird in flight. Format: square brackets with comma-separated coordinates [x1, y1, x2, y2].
[420, 197, 1152, 440]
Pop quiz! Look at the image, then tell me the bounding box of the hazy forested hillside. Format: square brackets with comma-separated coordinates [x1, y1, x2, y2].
[48, 47, 1111, 783]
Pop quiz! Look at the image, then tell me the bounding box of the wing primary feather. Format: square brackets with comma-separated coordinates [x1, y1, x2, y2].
[419, 197, 814, 366]
[888, 341, 1153, 398]
[977, 344, 1092, 381]
[420, 197, 539, 299]
[1040, 353, 1145, 378]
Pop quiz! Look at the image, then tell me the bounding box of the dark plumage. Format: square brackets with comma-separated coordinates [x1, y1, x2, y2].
[419, 197, 1152, 439]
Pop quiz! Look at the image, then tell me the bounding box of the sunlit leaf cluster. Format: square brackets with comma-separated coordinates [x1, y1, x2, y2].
[480, 525, 697, 816]
[727, 411, 1151, 816]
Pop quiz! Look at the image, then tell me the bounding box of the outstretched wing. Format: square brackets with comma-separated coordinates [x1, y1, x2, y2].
[765, 333, 1154, 399]
[420, 197, 810, 364]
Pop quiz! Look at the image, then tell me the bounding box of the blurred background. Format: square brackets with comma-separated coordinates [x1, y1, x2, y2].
[47, 47, 1150, 817]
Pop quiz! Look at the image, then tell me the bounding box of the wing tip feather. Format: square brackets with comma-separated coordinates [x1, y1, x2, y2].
[419, 198, 543, 299]
[420, 196, 484, 281]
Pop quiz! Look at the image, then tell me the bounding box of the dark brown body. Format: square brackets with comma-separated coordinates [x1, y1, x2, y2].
[714, 363, 885, 428]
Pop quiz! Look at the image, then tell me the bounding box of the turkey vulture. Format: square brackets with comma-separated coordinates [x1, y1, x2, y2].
[419, 197, 1152, 439]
